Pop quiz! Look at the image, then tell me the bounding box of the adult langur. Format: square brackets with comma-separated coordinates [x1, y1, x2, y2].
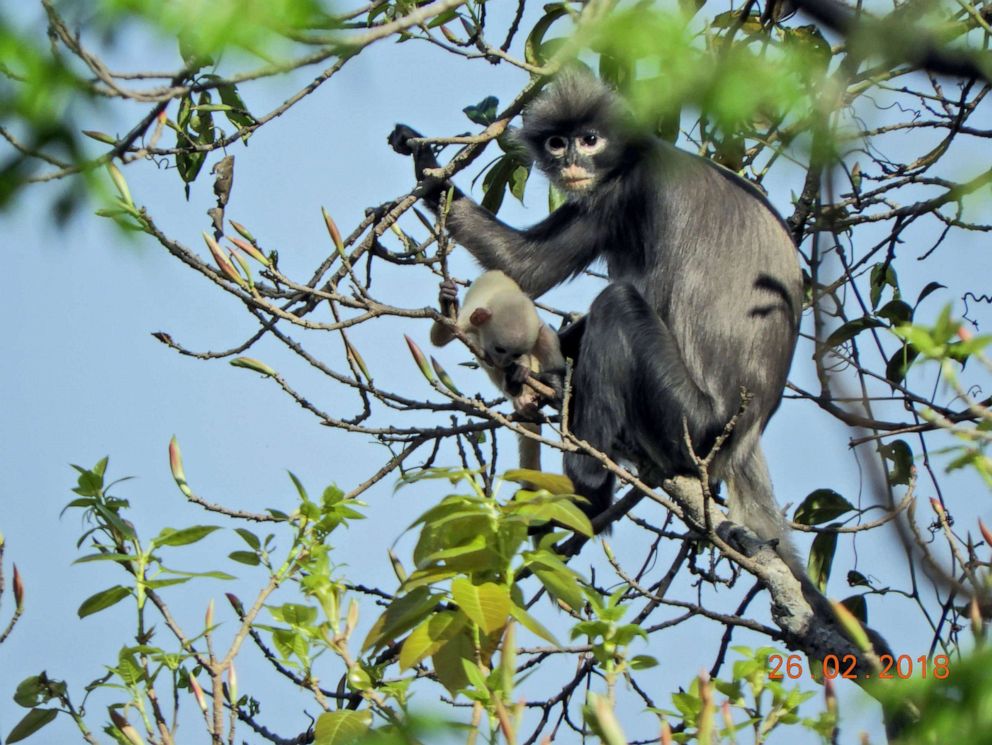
[389, 71, 802, 565]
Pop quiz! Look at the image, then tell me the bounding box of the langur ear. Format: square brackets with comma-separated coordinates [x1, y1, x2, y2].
[469, 307, 492, 327]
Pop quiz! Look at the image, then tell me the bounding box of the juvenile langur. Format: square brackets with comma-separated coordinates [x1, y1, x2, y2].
[431, 270, 564, 472]
[391, 72, 802, 567]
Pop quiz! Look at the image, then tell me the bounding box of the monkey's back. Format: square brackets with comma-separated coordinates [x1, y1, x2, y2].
[605, 141, 802, 431]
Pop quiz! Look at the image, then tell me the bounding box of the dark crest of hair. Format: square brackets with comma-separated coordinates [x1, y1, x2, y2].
[518, 70, 625, 153]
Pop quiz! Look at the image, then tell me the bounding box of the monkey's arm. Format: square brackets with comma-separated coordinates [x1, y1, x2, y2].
[531, 323, 565, 402]
[389, 124, 599, 297]
[446, 200, 598, 297]
[534, 324, 565, 371]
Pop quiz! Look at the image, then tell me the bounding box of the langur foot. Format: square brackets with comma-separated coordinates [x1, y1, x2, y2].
[716, 520, 780, 560]
[438, 278, 459, 318]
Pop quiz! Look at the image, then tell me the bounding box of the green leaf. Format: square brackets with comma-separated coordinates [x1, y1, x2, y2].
[176, 148, 206, 185]
[229, 551, 261, 566]
[271, 628, 309, 662]
[537, 500, 594, 537]
[807, 530, 838, 593]
[362, 587, 441, 652]
[161, 568, 235, 581]
[74, 552, 133, 564]
[399, 610, 467, 670]
[630, 655, 658, 670]
[174, 92, 212, 186]
[145, 577, 191, 590]
[525, 4, 568, 66]
[533, 566, 585, 611]
[153, 525, 220, 547]
[792, 489, 854, 526]
[503, 470, 573, 494]
[116, 650, 144, 686]
[508, 603, 559, 646]
[480, 156, 516, 214]
[915, 281, 946, 307]
[885, 344, 919, 385]
[6, 708, 58, 743]
[78, 585, 131, 618]
[287, 471, 309, 502]
[215, 81, 257, 133]
[782, 25, 832, 70]
[432, 627, 474, 695]
[13, 676, 64, 708]
[892, 324, 940, 357]
[672, 690, 701, 719]
[72, 465, 105, 497]
[509, 164, 529, 203]
[876, 299, 913, 326]
[427, 8, 459, 27]
[276, 603, 318, 626]
[462, 95, 499, 126]
[451, 579, 510, 635]
[951, 334, 992, 360]
[401, 566, 458, 592]
[312, 710, 372, 745]
[460, 657, 490, 694]
[418, 534, 487, 566]
[93, 456, 109, 477]
[825, 317, 884, 348]
[840, 594, 868, 623]
[234, 528, 261, 549]
[869, 262, 899, 309]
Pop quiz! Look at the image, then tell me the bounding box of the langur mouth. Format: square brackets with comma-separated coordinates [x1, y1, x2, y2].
[561, 177, 594, 190]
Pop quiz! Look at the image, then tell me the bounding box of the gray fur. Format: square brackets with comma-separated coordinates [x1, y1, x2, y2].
[390, 72, 803, 569]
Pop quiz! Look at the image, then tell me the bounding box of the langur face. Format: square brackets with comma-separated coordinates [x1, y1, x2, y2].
[541, 131, 609, 193]
[485, 342, 529, 370]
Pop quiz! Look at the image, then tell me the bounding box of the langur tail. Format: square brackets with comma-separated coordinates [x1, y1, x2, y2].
[724, 442, 804, 577]
[517, 423, 542, 472]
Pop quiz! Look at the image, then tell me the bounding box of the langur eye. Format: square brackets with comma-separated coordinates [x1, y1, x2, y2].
[513, 353, 522, 359]
[577, 133, 605, 154]
[545, 136, 567, 155]
[494, 345, 506, 354]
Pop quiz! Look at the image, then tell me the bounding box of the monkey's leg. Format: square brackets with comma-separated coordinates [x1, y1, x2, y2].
[565, 282, 724, 522]
[557, 315, 586, 361]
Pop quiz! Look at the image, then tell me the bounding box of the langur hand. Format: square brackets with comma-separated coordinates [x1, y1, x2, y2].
[507, 362, 531, 389]
[536, 369, 564, 409]
[500, 362, 529, 397]
[387, 123, 420, 156]
[438, 278, 459, 319]
[387, 124, 441, 181]
[512, 389, 541, 417]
